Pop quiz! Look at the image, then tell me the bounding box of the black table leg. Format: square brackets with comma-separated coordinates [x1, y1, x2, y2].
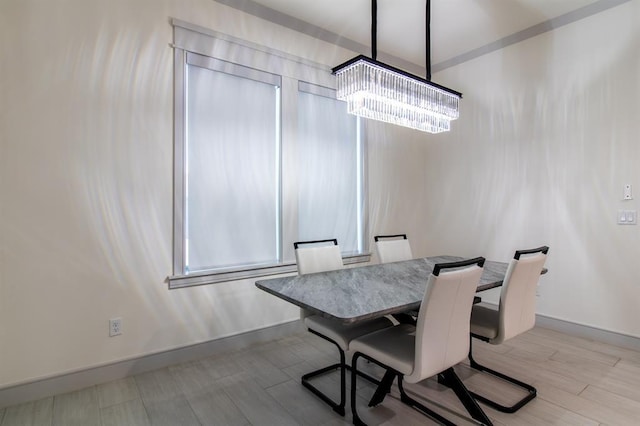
[368, 369, 396, 406]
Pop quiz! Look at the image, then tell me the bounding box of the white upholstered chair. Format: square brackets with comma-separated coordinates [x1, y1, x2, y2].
[468, 246, 549, 413]
[374, 234, 413, 263]
[375, 234, 419, 324]
[349, 257, 492, 426]
[294, 239, 393, 416]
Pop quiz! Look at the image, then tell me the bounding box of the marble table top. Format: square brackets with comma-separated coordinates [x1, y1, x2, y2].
[255, 256, 510, 324]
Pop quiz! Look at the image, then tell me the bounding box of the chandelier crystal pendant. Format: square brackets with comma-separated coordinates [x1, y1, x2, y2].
[332, 0, 462, 133]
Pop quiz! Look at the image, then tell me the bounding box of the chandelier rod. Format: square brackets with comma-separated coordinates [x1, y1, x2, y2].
[426, 0, 431, 80]
[371, 0, 433, 80]
[371, 0, 377, 60]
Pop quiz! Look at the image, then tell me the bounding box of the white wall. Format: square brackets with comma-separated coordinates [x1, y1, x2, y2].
[0, 0, 352, 389]
[425, 2, 640, 337]
[1, 0, 638, 391]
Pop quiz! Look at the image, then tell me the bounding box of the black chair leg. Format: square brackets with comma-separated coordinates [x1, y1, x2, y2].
[351, 353, 402, 426]
[468, 337, 537, 413]
[439, 367, 493, 425]
[350, 353, 367, 426]
[301, 357, 346, 415]
[302, 329, 382, 417]
[301, 328, 349, 415]
[352, 352, 477, 426]
[397, 375, 457, 426]
[367, 369, 395, 407]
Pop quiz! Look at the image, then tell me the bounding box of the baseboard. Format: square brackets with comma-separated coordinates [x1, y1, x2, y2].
[0, 320, 303, 409]
[473, 301, 640, 351]
[536, 314, 640, 351]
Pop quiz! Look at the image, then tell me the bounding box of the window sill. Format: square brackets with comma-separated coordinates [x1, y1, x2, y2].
[167, 253, 371, 289]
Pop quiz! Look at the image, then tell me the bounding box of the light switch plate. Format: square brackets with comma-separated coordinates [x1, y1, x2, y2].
[618, 210, 637, 225]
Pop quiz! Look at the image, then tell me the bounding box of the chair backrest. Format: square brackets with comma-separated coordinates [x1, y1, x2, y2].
[294, 239, 344, 319]
[294, 239, 344, 275]
[375, 234, 413, 263]
[497, 246, 549, 344]
[407, 257, 485, 383]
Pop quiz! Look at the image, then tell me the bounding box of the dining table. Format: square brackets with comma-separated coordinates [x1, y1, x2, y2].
[255, 255, 514, 325]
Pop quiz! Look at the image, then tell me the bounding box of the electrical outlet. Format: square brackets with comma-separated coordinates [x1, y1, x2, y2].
[109, 318, 122, 337]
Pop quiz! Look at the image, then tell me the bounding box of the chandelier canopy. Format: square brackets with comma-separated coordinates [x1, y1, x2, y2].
[332, 0, 462, 133]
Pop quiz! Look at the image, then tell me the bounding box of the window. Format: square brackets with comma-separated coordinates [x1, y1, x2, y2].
[170, 20, 368, 288]
[297, 84, 363, 255]
[185, 55, 281, 273]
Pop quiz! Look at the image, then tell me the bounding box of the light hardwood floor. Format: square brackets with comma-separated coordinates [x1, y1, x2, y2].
[2, 326, 640, 425]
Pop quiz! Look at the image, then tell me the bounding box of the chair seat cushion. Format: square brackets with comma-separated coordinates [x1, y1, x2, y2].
[470, 304, 500, 341]
[349, 324, 416, 375]
[304, 315, 393, 351]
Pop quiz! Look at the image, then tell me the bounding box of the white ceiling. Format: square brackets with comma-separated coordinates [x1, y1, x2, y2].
[248, 0, 602, 68]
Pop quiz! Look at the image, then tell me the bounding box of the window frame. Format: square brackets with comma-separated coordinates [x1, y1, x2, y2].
[296, 82, 366, 255]
[183, 52, 282, 273]
[169, 19, 369, 289]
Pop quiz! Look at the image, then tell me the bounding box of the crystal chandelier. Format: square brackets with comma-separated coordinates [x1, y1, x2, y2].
[332, 0, 462, 133]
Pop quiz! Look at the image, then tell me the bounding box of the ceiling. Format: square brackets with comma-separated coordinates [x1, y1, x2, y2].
[244, 0, 603, 70]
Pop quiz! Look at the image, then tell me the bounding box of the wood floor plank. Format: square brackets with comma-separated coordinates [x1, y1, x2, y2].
[100, 399, 150, 426]
[288, 339, 336, 361]
[318, 418, 352, 426]
[501, 338, 558, 361]
[585, 371, 640, 403]
[133, 368, 183, 405]
[143, 396, 200, 426]
[282, 349, 337, 378]
[257, 342, 307, 370]
[169, 359, 218, 397]
[234, 351, 292, 389]
[96, 377, 140, 408]
[472, 340, 613, 389]
[284, 365, 344, 403]
[0, 397, 52, 426]
[580, 384, 640, 419]
[464, 344, 589, 395]
[514, 397, 599, 426]
[300, 332, 340, 357]
[52, 387, 100, 426]
[198, 352, 245, 380]
[187, 387, 250, 426]
[538, 354, 617, 385]
[521, 330, 622, 366]
[221, 378, 300, 426]
[530, 327, 640, 363]
[266, 379, 343, 425]
[535, 382, 638, 425]
[614, 358, 640, 373]
[550, 347, 620, 367]
[280, 358, 343, 393]
[461, 367, 533, 408]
